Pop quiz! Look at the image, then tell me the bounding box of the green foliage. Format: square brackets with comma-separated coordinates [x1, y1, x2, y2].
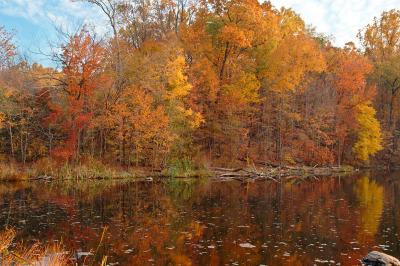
[205, 19, 224, 37]
[163, 157, 210, 178]
[166, 178, 199, 201]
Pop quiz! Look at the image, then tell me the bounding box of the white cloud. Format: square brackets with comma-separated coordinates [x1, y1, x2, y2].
[271, 0, 400, 47]
[0, 0, 111, 66]
[2, 0, 400, 49]
[0, 0, 109, 36]
[0, 0, 45, 22]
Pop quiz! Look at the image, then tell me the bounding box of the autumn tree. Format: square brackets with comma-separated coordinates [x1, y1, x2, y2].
[358, 10, 400, 163]
[0, 25, 16, 158]
[108, 87, 171, 166]
[359, 10, 400, 129]
[50, 28, 105, 161]
[325, 47, 382, 164]
[0, 4, 390, 168]
[0, 62, 61, 163]
[181, 0, 277, 163]
[164, 53, 203, 166]
[0, 26, 16, 69]
[353, 103, 383, 162]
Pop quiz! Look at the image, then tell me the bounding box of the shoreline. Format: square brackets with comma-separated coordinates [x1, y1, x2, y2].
[0, 163, 362, 182]
[209, 165, 356, 182]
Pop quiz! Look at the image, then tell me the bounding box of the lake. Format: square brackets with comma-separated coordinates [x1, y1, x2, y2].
[0, 171, 399, 265]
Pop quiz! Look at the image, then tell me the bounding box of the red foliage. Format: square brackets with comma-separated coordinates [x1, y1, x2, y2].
[50, 29, 104, 161]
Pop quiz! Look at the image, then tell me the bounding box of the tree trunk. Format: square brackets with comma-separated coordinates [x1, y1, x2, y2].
[23, 134, 28, 164]
[337, 140, 341, 167]
[219, 42, 230, 80]
[277, 97, 283, 165]
[389, 92, 395, 130]
[8, 124, 14, 158]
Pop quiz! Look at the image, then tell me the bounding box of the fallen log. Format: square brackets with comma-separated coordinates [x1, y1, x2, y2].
[32, 175, 54, 181]
[363, 251, 400, 266]
[219, 173, 252, 178]
[211, 165, 355, 182]
[211, 167, 243, 172]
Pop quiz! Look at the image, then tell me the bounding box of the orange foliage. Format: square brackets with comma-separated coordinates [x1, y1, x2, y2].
[0, 3, 388, 166]
[50, 29, 105, 161]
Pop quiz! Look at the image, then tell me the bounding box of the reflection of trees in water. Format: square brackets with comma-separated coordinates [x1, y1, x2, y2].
[166, 178, 200, 202]
[354, 175, 384, 242]
[0, 173, 397, 265]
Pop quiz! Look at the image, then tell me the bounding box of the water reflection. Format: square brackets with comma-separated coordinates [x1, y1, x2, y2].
[354, 175, 384, 244]
[0, 172, 399, 265]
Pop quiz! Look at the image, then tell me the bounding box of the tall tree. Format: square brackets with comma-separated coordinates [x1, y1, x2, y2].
[359, 10, 400, 129]
[0, 26, 16, 69]
[353, 102, 383, 162]
[51, 29, 105, 161]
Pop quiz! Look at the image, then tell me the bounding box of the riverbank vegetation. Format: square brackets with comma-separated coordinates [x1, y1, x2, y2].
[0, 227, 111, 265]
[0, 228, 69, 265]
[1, 1, 400, 175]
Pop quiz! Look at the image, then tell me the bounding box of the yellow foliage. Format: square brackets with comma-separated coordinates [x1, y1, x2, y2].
[359, 9, 400, 61]
[165, 54, 203, 131]
[353, 102, 383, 161]
[222, 72, 260, 106]
[354, 175, 384, 241]
[166, 55, 192, 99]
[219, 25, 253, 48]
[108, 87, 173, 165]
[170, 254, 192, 266]
[279, 8, 306, 36]
[259, 34, 326, 92]
[0, 112, 4, 128]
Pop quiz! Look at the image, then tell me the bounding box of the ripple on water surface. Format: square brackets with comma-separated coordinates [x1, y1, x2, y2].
[0, 171, 398, 265]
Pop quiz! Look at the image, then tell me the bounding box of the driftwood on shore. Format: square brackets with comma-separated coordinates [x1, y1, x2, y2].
[32, 175, 54, 181]
[211, 165, 354, 181]
[211, 167, 279, 182]
[363, 251, 400, 266]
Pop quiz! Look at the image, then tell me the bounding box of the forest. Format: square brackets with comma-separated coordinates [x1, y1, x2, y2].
[0, 0, 398, 173]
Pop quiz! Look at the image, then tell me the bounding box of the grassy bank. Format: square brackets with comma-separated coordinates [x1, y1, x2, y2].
[0, 158, 212, 181]
[0, 159, 135, 181]
[0, 157, 359, 182]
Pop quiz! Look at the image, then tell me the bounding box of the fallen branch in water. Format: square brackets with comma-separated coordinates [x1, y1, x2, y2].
[210, 165, 355, 182]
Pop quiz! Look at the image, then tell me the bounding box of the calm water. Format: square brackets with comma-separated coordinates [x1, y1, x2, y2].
[0, 171, 399, 265]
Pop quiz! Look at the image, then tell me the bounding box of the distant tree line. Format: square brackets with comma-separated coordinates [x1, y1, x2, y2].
[1, 0, 399, 168]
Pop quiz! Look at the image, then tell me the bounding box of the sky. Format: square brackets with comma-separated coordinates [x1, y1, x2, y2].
[272, 0, 400, 45]
[1, 0, 400, 66]
[0, 0, 109, 66]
